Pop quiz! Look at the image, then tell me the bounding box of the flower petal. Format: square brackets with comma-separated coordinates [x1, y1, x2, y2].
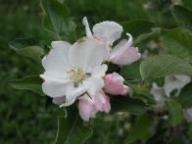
[93, 91, 111, 113]
[93, 21, 123, 45]
[78, 94, 98, 121]
[104, 72, 129, 95]
[69, 38, 109, 71]
[110, 34, 141, 65]
[42, 41, 71, 76]
[42, 79, 72, 97]
[164, 75, 191, 97]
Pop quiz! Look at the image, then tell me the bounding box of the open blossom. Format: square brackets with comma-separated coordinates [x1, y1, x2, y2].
[40, 17, 137, 121]
[104, 72, 129, 95]
[83, 17, 141, 66]
[41, 37, 109, 106]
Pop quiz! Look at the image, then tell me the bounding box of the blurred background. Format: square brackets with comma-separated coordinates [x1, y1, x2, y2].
[1, 0, 192, 144]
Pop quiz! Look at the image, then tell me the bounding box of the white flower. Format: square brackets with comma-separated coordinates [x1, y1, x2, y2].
[184, 108, 192, 122]
[41, 37, 109, 106]
[164, 75, 191, 97]
[150, 83, 166, 109]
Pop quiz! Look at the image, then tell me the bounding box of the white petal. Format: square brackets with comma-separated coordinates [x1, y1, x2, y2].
[150, 83, 166, 109]
[42, 41, 72, 76]
[82, 17, 93, 38]
[42, 79, 72, 97]
[85, 77, 104, 96]
[164, 75, 191, 97]
[69, 38, 109, 71]
[93, 21, 123, 45]
[90, 64, 108, 78]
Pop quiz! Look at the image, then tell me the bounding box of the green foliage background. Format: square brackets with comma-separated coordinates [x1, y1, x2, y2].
[1, 0, 192, 143]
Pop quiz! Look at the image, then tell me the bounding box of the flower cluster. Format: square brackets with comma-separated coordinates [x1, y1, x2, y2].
[40, 17, 141, 121]
[151, 75, 192, 121]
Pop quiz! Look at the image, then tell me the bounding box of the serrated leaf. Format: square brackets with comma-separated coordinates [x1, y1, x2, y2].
[10, 76, 43, 96]
[110, 96, 146, 115]
[140, 55, 192, 80]
[54, 108, 92, 144]
[167, 99, 183, 126]
[161, 28, 192, 61]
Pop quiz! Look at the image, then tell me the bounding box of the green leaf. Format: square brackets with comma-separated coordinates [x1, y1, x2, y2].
[110, 96, 146, 115]
[120, 62, 141, 82]
[41, 0, 76, 40]
[172, 5, 192, 29]
[161, 28, 192, 61]
[9, 38, 44, 63]
[10, 76, 43, 96]
[167, 99, 183, 126]
[177, 83, 192, 108]
[54, 108, 92, 144]
[126, 113, 155, 143]
[122, 20, 154, 38]
[140, 55, 192, 80]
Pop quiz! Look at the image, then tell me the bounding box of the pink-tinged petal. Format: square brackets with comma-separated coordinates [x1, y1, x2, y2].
[110, 34, 141, 66]
[93, 91, 111, 113]
[78, 95, 98, 121]
[93, 21, 123, 45]
[104, 72, 129, 95]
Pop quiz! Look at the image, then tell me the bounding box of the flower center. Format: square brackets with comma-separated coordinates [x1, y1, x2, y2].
[69, 68, 86, 87]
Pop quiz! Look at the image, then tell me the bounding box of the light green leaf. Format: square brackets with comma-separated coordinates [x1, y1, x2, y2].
[161, 28, 192, 61]
[54, 108, 92, 144]
[9, 38, 44, 63]
[167, 99, 183, 127]
[140, 55, 192, 80]
[10, 75, 43, 96]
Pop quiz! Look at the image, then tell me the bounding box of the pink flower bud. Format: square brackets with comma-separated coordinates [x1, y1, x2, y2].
[78, 95, 97, 122]
[104, 72, 129, 95]
[93, 91, 111, 113]
[109, 34, 141, 66]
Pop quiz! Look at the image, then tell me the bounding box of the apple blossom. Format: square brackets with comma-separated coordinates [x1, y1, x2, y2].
[40, 37, 109, 107]
[83, 17, 141, 66]
[104, 72, 129, 95]
[164, 75, 191, 97]
[109, 34, 141, 66]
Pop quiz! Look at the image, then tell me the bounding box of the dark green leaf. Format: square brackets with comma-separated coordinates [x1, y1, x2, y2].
[110, 96, 146, 115]
[10, 76, 43, 96]
[122, 20, 154, 38]
[140, 55, 192, 80]
[167, 99, 183, 126]
[161, 28, 192, 61]
[126, 113, 155, 143]
[41, 0, 76, 40]
[177, 83, 192, 108]
[54, 108, 92, 144]
[172, 5, 192, 29]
